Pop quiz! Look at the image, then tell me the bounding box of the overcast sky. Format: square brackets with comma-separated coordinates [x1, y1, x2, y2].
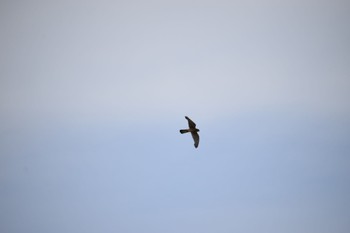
[1, 1, 350, 233]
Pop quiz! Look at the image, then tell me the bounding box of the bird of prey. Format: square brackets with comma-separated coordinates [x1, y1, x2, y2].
[179, 116, 200, 148]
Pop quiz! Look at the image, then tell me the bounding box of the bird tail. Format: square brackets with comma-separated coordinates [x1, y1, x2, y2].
[180, 129, 189, 134]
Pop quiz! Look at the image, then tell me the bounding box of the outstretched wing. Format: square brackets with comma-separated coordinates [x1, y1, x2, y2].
[185, 116, 196, 129]
[191, 132, 200, 148]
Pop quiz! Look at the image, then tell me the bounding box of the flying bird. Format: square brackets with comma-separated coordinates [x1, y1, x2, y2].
[180, 116, 200, 148]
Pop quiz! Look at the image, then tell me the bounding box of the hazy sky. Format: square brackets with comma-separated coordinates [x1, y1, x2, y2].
[1, 1, 350, 233]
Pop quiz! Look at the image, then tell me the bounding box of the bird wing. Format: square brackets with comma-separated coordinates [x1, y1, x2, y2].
[185, 116, 196, 129]
[191, 132, 200, 148]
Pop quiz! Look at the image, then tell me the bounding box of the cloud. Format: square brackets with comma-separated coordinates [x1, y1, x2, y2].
[1, 0, 349, 126]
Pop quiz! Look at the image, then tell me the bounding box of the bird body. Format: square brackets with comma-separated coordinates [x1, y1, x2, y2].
[179, 128, 199, 134]
[180, 116, 200, 148]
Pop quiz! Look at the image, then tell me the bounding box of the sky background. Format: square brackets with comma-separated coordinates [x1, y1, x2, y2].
[1, 0, 350, 233]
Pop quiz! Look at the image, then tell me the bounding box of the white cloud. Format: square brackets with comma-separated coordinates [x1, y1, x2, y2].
[1, 0, 349, 126]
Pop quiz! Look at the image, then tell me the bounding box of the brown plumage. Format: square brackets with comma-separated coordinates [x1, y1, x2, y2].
[179, 116, 200, 148]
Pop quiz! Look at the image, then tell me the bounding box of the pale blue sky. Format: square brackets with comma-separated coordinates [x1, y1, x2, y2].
[1, 1, 350, 233]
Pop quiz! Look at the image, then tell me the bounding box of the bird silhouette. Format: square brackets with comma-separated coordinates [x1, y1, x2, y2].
[179, 116, 200, 148]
